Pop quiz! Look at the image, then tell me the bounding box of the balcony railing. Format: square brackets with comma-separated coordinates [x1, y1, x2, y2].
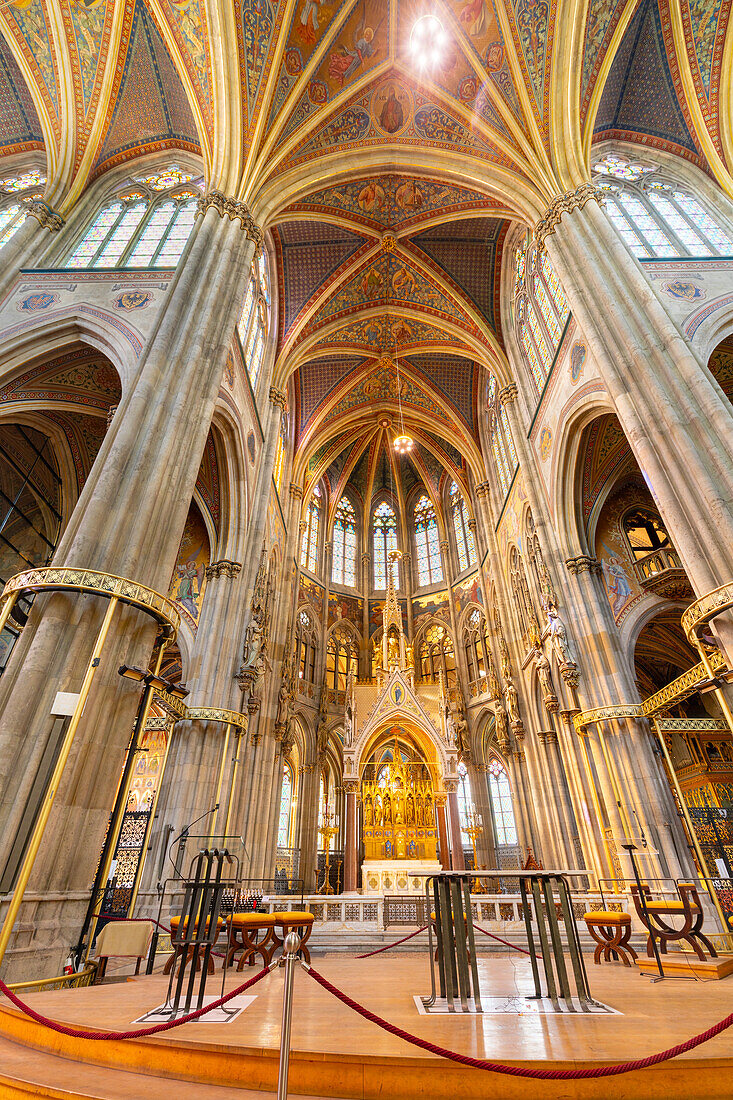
[632, 546, 693, 600]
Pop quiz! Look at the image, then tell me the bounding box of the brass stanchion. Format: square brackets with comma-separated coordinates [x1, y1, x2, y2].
[0, 596, 120, 968]
[0, 589, 20, 637]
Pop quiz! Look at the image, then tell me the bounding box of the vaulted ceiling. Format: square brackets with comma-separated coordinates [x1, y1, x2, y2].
[1, 0, 732, 490]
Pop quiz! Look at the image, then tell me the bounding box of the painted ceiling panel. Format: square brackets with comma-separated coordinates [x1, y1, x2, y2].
[94, 0, 200, 174]
[297, 353, 368, 432]
[593, 0, 699, 157]
[0, 36, 44, 152]
[273, 220, 367, 336]
[403, 352, 477, 432]
[409, 217, 507, 337]
[3, 0, 59, 123]
[159, 0, 213, 130]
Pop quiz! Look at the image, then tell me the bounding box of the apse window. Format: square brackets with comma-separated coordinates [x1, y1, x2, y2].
[592, 154, 733, 259]
[0, 169, 47, 252]
[409, 14, 448, 70]
[64, 166, 202, 269]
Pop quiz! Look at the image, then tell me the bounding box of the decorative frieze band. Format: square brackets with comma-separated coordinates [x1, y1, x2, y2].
[205, 559, 242, 579]
[27, 201, 64, 232]
[197, 190, 263, 245]
[534, 184, 603, 251]
[565, 555, 602, 575]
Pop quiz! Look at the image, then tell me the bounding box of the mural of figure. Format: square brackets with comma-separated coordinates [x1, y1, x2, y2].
[329, 26, 376, 87]
[395, 179, 423, 210]
[299, 0, 325, 44]
[604, 555, 632, 615]
[357, 180, 385, 212]
[379, 85, 404, 132]
[459, 0, 489, 35]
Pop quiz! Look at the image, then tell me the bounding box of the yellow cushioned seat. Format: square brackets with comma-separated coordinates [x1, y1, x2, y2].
[272, 910, 314, 922]
[430, 911, 469, 923]
[170, 916, 223, 931]
[231, 912, 277, 926]
[583, 911, 630, 923]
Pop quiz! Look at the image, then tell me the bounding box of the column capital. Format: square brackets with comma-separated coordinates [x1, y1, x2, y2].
[439, 539, 449, 553]
[498, 383, 518, 406]
[344, 779, 360, 794]
[197, 190, 263, 245]
[565, 554, 602, 575]
[361, 552, 371, 563]
[534, 183, 604, 251]
[475, 481, 491, 498]
[205, 559, 242, 579]
[269, 387, 287, 409]
[289, 483, 303, 500]
[27, 200, 64, 231]
[538, 730, 558, 745]
[467, 518, 477, 532]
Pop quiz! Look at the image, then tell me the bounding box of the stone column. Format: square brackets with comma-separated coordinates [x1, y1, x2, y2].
[542, 188, 733, 626]
[446, 786, 465, 871]
[297, 763, 320, 894]
[0, 201, 66, 301]
[361, 552, 371, 676]
[467, 762, 497, 869]
[343, 781, 359, 893]
[0, 195, 259, 979]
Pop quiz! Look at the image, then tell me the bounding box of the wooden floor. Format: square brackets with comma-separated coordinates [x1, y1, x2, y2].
[1, 952, 732, 1099]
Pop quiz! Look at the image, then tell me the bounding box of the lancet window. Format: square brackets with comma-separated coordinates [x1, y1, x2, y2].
[373, 501, 399, 589]
[277, 763, 293, 847]
[488, 758, 517, 845]
[273, 412, 287, 494]
[418, 623, 455, 684]
[332, 496, 357, 587]
[326, 625, 358, 691]
[592, 153, 733, 258]
[0, 168, 46, 251]
[65, 166, 201, 269]
[463, 607, 491, 687]
[487, 375, 518, 499]
[413, 494, 443, 586]
[449, 482, 476, 572]
[296, 609, 318, 685]
[300, 486, 321, 572]
[512, 232, 570, 392]
[238, 251, 270, 389]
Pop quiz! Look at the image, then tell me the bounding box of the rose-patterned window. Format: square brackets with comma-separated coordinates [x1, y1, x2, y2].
[64, 166, 202, 269]
[592, 152, 733, 258]
[0, 168, 47, 252]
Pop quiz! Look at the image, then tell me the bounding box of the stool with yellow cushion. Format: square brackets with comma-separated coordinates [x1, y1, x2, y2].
[631, 881, 717, 961]
[271, 911, 315, 962]
[163, 915, 224, 975]
[583, 910, 637, 967]
[430, 911, 471, 963]
[227, 912, 278, 969]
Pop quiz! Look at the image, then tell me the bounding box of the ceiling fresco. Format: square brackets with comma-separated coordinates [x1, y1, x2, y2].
[1, 0, 733, 509]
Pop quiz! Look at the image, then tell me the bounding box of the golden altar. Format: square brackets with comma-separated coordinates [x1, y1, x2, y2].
[361, 757, 437, 862]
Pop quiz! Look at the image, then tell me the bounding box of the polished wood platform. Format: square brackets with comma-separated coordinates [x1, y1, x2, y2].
[1, 953, 732, 1099]
[636, 953, 733, 980]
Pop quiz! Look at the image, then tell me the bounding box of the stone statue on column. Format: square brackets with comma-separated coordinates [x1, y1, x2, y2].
[542, 599, 578, 684]
[533, 646, 559, 712]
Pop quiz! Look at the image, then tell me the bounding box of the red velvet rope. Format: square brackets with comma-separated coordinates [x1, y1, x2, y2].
[305, 964, 733, 1079]
[0, 963, 272, 1041]
[357, 926, 428, 957]
[473, 925, 541, 959]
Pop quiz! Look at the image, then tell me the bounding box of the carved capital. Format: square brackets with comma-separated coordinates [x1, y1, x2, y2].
[269, 387, 287, 409]
[444, 780, 458, 794]
[344, 780, 360, 795]
[206, 559, 242, 579]
[544, 693, 560, 714]
[289, 483, 303, 500]
[475, 481, 491, 499]
[197, 190, 262, 245]
[534, 183, 604, 251]
[105, 404, 118, 429]
[434, 793, 447, 807]
[559, 664, 580, 688]
[498, 383, 518, 406]
[27, 200, 64, 231]
[538, 730, 558, 745]
[565, 555, 602, 576]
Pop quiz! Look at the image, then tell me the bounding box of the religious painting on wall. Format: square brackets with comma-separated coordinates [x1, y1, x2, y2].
[168, 504, 210, 631]
[327, 592, 363, 626]
[452, 569, 482, 618]
[593, 486, 646, 626]
[412, 590, 450, 629]
[299, 573, 324, 619]
[369, 598, 407, 635]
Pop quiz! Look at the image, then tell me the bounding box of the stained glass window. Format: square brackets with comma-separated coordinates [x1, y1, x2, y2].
[488, 758, 517, 844]
[0, 205, 25, 249]
[533, 271, 561, 343]
[278, 763, 293, 847]
[0, 169, 47, 253]
[65, 169, 202, 269]
[373, 501, 398, 589]
[450, 482, 476, 572]
[414, 494, 442, 586]
[593, 153, 733, 259]
[0, 169, 46, 194]
[486, 369, 517, 499]
[513, 237, 570, 392]
[539, 252, 569, 324]
[326, 625, 358, 690]
[300, 486, 321, 572]
[526, 304, 552, 373]
[238, 256, 270, 389]
[332, 495, 357, 587]
[273, 413, 287, 493]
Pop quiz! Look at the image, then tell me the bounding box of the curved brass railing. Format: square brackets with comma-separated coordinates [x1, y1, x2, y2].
[185, 706, 249, 728]
[682, 581, 733, 642]
[573, 704, 642, 735]
[0, 566, 180, 640]
[642, 650, 728, 717]
[6, 963, 97, 993]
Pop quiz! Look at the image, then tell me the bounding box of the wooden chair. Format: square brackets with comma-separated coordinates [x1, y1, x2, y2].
[630, 882, 718, 961]
[271, 911, 315, 963]
[226, 913, 278, 969]
[583, 910, 637, 967]
[163, 915, 224, 975]
[94, 919, 153, 981]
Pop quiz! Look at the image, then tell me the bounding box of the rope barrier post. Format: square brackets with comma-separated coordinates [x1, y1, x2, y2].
[0, 595, 120, 971]
[277, 931, 301, 1100]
